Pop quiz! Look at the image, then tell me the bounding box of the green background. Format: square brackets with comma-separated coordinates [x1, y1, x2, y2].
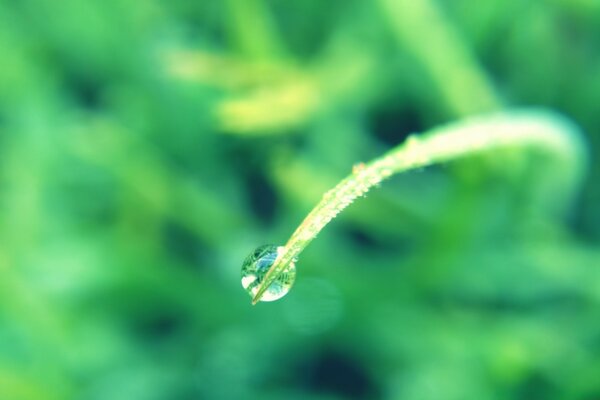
[0, 0, 599, 399]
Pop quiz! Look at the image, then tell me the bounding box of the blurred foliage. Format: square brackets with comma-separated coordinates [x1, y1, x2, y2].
[0, 0, 599, 399]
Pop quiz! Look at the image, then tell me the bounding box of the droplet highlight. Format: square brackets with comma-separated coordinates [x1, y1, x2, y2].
[241, 244, 296, 302]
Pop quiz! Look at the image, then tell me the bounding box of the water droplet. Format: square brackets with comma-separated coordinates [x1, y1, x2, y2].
[241, 244, 296, 302]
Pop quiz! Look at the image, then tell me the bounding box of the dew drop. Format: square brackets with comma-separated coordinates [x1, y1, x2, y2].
[241, 244, 296, 302]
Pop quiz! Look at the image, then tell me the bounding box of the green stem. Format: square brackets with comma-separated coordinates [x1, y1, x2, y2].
[251, 110, 587, 304]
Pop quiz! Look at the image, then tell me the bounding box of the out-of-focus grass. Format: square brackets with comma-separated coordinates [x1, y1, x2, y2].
[0, 0, 599, 399]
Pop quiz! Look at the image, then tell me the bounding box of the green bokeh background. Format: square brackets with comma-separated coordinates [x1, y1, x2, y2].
[1, 0, 599, 399]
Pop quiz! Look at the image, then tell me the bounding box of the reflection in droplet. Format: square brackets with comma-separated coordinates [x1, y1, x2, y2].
[241, 244, 296, 302]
